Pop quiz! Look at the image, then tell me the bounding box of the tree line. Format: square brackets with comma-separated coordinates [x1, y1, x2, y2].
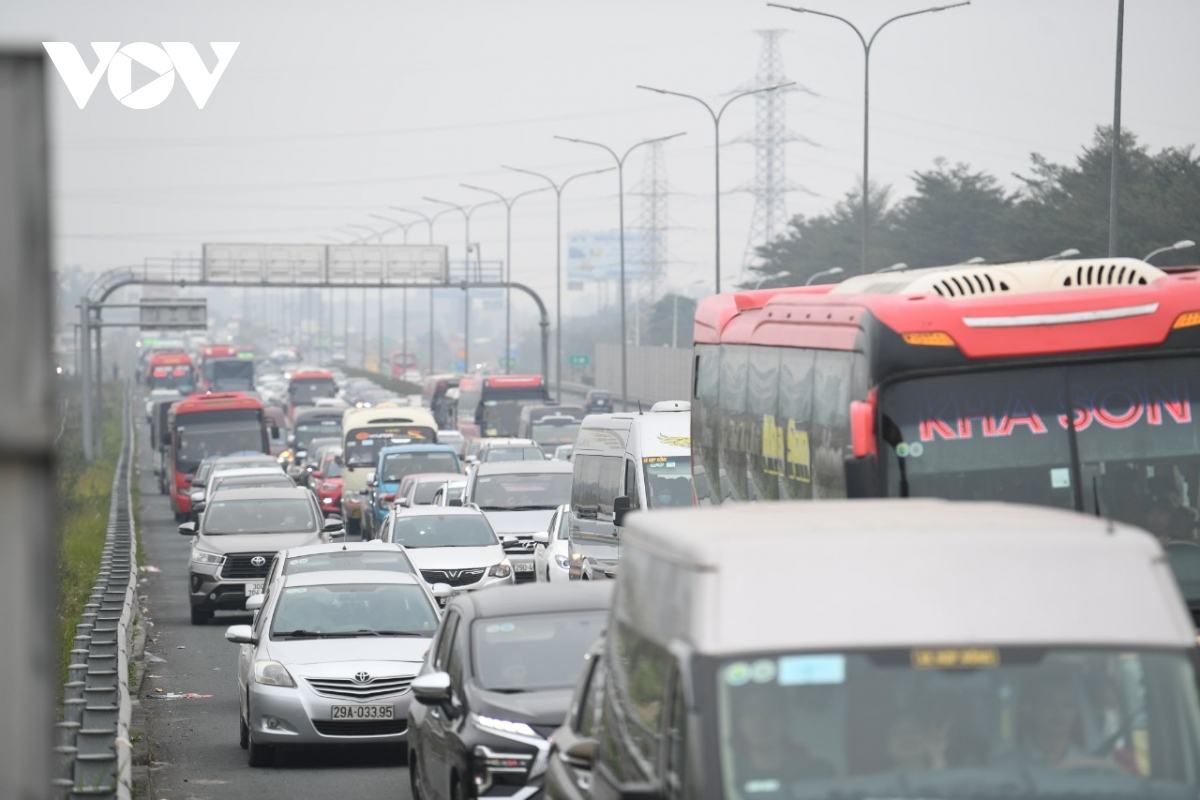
[746, 127, 1200, 288]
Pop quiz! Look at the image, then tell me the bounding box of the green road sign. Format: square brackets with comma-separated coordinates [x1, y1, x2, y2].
[498, 357, 518, 369]
[568, 354, 590, 368]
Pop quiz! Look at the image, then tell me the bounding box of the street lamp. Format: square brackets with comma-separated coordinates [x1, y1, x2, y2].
[422, 197, 502, 375]
[370, 214, 428, 377]
[460, 183, 551, 374]
[502, 165, 614, 402]
[553, 131, 687, 411]
[769, 1, 970, 275]
[1044, 248, 1081, 260]
[391, 206, 463, 374]
[637, 82, 794, 294]
[805, 266, 845, 286]
[1144, 239, 1196, 262]
[875, 262, 908, 273]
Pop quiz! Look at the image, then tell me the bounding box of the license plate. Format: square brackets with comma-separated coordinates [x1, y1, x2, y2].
[514, 562, 533, 572]
[244, 582, 264, 596]
[330, 705, 393, 720]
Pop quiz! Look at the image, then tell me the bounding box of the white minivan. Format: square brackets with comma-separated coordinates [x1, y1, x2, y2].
[567, 400, 693, 580]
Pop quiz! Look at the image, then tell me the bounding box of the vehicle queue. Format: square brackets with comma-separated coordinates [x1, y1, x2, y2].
[141, 255, 1200, 799]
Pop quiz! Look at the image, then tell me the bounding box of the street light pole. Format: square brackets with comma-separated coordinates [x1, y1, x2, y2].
[636, 82, 793, 294]
[391, 206, 462, 374]
[554, 132, 686, 411]
[1109, 0, 1125, 258]
[502, 165, 613, 402]
[769, 1, 970, 275]
[460, 183, 550, 374]
[423, 197, 501, 375]
[1144, 239, 1196, 262]
[805, 266, 845, 285]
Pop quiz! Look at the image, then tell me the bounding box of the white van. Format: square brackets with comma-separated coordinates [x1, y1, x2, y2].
[567, 400, 693, 580]
[567, 499, 1200, 800]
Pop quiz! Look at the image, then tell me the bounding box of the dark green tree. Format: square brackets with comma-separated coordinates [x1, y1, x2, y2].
[641, 293, 697, 347]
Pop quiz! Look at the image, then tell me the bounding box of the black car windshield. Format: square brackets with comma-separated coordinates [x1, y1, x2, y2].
[709, 646, 1200, 800]
[473, 611, 607, 692]
[381, 451, 460, 483]
[271, 583, 437, 637]
[473, 472, 572, 510]
[284, 550, 415, 576]
[202, 498, 316, 534]
[389, 514, 497, 548]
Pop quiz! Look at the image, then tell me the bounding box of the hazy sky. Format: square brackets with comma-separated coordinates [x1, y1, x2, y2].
[4, 0, 1198, 309]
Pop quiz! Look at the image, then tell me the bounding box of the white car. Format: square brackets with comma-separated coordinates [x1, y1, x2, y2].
[376, 506, 514, 593]
[533, 504, 571, 583]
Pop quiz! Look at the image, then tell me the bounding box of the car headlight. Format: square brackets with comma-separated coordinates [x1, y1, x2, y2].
[190, 548, 225, 567]
[322, 496, 333, 505]
[253, 660, 296, 688]
[471, 713, 537, 738]
[553, 555, 570, 570]
[487, 559, 512, 579]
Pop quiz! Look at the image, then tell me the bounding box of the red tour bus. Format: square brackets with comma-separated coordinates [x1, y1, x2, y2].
[166, 392, 272, 520]
[197, 345, 256, 392]
[692, 257, 1200, 527]
[391, 351, 419, 379]
[145, 352, 197, 394]
[456, 375, 550, 439]
[285, 368, 338, 421]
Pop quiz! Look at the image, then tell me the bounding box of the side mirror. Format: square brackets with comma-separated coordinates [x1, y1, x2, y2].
[194, 502, 206, 515]
[190, 489, 204, 504]
[287, 434, 297, 447]
[224, 624, 257, 645]
[431, 582, 453, 600]
[411, 671, 452, 705]
[245, 594, 265, 611]
[501, 534, 518, 546]
[448, 497, 463, 507]
[311, 470, 323, 480]
[178, 521, 197, 536]
[323, 516, 344, 532]
[562, 738, 598, 770]
[366, 471, 377, 487]
[464, 455, 478, 465]
[270, 425, 281, 440]
[532, 530, 550, 545]
[614, 495, 632, 528]
[396, 497, 409, 508]
[843, 455, 879, 498]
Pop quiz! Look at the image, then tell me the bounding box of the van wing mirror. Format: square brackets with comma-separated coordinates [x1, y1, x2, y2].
[562, 738, 598, 770]
[613, 495, 632, 528]
[843, 455, 878, 498]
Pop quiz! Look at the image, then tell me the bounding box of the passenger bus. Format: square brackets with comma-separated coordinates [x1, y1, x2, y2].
[456, 375, 550, 439]
[197, 345, 255, 392]
[166, 392, 272, 521]
[339, 406, 439, 537]
[421, 374, 461, 430]
[692, 258, 1200, 533]
[390, 350, 419, 379]
[145, 352, 196, 394]
[285, 368, 338, 421]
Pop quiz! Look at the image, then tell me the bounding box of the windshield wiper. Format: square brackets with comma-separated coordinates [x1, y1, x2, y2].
[487, 687, 529, 694]
[274, 629, 332, 638]
[351, 629, 427, 637]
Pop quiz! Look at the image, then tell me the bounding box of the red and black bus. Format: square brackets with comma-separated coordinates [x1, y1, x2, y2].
[456, 375, 550, 439]
[285, 368, 338, 421]
[692, 258, 1200, 531]
[197, 345, 255, 392]
[166, 392, 272, 520]
[146, 352, 196, 394]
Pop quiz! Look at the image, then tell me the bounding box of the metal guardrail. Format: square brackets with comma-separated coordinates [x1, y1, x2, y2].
[54, 389, 135, 799]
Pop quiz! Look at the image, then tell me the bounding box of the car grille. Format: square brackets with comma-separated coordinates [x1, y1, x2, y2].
[306, 676, 415, 701]
[421, 568, 485, 587]
[313, 719, 408, 737]
[220, 552, 274, 580]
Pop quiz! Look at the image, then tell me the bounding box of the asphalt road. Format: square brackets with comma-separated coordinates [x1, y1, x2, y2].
[135, 420, 413, 799]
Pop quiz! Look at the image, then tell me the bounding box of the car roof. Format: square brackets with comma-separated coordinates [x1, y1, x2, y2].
[212, 454, 276, 464]
[279, 541, 407, 559]
[449, 580, 612, 619]
[283, 569, 424, 588]
[620, 499, 1196, 652]
[211, 467, 286, 479]
[379, 443, 457, 455]
[395, 505, 486, 518]
[474, 460, 572, 476]
[406, 472, 467, 484]
[479, 438, 537, 448]
[205, 486, 313, 501]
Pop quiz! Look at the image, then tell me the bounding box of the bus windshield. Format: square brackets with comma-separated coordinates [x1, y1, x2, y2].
[531, 419, 581, 447]
[343, 425, 437, 468]
[879, 356, 1200, 540]
[290, 377, 338, 405]
[176, 422, 265, 473]
[713, 646, 1200, 800]
[149, 366, 194, 393]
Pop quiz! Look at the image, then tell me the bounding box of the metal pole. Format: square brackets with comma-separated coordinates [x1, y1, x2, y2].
[1108, 0, 1125, 258]
[378, 281, 384, 374]
[862, 46, 871, 274]
[618, 165, 627, 410]
[343, 288, 349, 357]
[95, 320, 104, 456]
[80, 299, 94, 460]
[361, 287, 367, 369]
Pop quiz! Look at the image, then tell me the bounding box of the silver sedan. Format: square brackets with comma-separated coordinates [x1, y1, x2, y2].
[225, 569, 440, 766]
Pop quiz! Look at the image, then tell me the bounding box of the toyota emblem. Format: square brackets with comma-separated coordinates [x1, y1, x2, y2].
[354, 671, 372, 684]
[250, 556, 267, 567]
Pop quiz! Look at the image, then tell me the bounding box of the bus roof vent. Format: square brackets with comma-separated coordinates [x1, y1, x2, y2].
[829, 258, 1165, 299]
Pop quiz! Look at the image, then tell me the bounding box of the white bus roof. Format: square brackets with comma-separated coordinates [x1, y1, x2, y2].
[618, 499, 1194, 655]
[576, 407, 691, 454]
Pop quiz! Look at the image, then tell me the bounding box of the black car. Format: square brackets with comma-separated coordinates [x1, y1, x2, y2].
[408, 582, 612, 800]
[583, 390, 612, 414]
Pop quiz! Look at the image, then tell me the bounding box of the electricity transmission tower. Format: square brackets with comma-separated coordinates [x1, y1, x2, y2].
[732, 29, 816, 282]
[628, 140, 671, 308]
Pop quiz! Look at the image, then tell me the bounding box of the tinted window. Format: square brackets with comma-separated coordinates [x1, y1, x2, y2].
[473, 472, 572, 510]
[203, 497, 316, 534]
[748, 346, 783, 501]
[813, 350, 853, 498]
[602, 622, 672, 781]
[472, 611, 607, 691]
[693, 345, 722, 504]
[389, 514, 497, 548]
[718, 344, 750, 501]
[271, 582, 438, 636]
[778, 348, 816, 500]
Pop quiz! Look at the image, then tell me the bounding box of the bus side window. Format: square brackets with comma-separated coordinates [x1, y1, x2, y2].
[719, 344, 751, 502]
[748, 346, 782, 501]
[778, 348, 816, 501]
[694, 345, 722, 505]
[813, 350, 853, 499]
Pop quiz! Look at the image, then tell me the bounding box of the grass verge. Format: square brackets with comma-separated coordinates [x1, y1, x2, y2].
[57, 381, 122, 691]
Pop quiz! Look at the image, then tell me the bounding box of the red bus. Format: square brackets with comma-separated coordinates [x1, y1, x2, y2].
[456, 375, 550, 438]
[145, 352, 197, 394]
[285, 368, 338, 421]
[196, 345, 256, 392]
[692, 257, 1200, 529]
[166, 392, 272, 520]
[421, 374, 461, 430]
[391, 351, 419, 379]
